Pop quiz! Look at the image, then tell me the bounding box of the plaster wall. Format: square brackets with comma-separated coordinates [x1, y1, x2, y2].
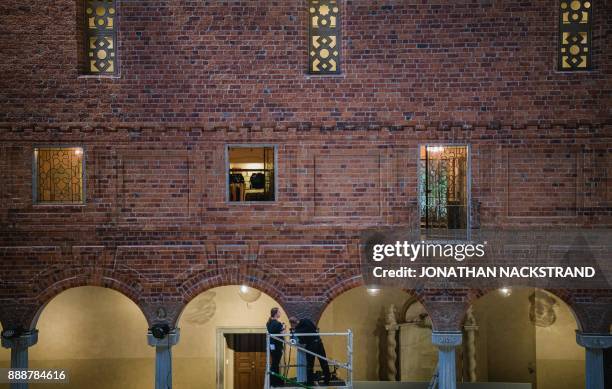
[318, 286, 413, 381]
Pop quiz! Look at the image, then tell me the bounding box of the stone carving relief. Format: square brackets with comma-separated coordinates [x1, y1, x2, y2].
[529, 291, 557, 327]
[182, 291, 216, 325]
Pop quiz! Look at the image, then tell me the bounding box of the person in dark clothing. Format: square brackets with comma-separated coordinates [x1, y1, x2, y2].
[267, 307, 286, 387]
[290, 316, 331, 386]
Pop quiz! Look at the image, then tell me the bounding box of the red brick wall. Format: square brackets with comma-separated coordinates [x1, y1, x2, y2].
[0, 0, 610, 125]
[1, 127, 610, 331]
[0, 0, 610, 332]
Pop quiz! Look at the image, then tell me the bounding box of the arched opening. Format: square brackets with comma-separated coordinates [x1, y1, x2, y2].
[467, 287, 584, 389]
[318, 286, 431, 382]
[29, 286, 153, 388]
[0, 323, 10, 368]
[174, 285, 290, 389]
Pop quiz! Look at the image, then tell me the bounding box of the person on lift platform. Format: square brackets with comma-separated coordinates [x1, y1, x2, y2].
[289, 316, 331, 386]
[267, 307, 286, 387]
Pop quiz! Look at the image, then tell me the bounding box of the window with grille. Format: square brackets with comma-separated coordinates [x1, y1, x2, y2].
[227, 146, 276, 202]
[34, 147, 85, 204]
[308, 0, 341, 74]
[559, 0, 592, 70]
[419, 146, 469, 240]
[84, 0, 117, 75]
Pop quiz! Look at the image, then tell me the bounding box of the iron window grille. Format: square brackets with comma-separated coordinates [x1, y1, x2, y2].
[419, 145, 469, 241]
[33, 147, 85, 204]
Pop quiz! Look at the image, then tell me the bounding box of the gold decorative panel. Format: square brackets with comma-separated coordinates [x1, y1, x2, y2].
[309, 0, 340, 74]
[84, 0, 117, 74]
[559, 0, 592, 70]
[35, 148, 84, 203]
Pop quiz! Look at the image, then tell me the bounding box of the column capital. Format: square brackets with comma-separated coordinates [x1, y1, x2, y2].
[148, 328, 180, 347]
[575, 331, 612, 349]
[432, 331, 462, 349]
[1, 329, 38, 349]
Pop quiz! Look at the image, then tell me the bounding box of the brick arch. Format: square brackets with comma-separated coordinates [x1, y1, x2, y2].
[321, 274, 364, 303]
[30, 267, 146, 330]
[176, 267, 288, 326]
[463, 286, 582, 330]
[317, 275, 425, 324]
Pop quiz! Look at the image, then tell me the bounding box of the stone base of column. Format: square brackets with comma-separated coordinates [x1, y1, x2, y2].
[432, 331, 462, 389]
[148, 328, 180, 389]
[576, 332, 612, 389]
[1, 330, 39, 389]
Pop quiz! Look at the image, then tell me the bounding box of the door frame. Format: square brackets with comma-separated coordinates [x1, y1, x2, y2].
[216, 326, 268, 389]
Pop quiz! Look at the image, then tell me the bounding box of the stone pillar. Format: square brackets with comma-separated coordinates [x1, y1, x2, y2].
[1, 330, 39, 389]
[431, 331, 462, 389]
[576, 332, 612, 389]
[463, 307, 478, 382]
[147, 328, 180, 389]
[384, 304, 398, 381]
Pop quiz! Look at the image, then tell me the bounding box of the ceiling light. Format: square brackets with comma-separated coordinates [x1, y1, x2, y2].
[499, 287, 512, 297]
[366, 287, 381, 296]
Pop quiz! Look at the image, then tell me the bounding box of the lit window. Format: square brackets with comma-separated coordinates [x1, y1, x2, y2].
[559, 0, 592, 70]
[84, 0, 117, 74]
[419, 146, 469, 239]
[34, 147, 85, 204]
[228, 146, 275, 202]
[309, 0, 341, 74]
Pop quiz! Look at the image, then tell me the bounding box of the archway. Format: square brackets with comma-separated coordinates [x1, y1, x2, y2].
[318, 286, 429, 382]
[174, 285, 290, 389]
[467, 287, 584, 389]
[0, 323, 10, 368]
[29, 286, 153, 389]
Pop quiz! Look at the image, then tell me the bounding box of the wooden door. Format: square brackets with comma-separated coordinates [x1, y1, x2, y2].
[231, 333, 266, 389]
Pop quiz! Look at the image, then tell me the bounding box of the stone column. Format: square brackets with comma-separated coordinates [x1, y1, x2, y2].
[384, 304, 398, 381]
[1, 329, 39, 389]
[147, 328, 180, 389]
[576, 332, 612, 389]
[431, 331, 462, 389]
[463, 307, 478, 382]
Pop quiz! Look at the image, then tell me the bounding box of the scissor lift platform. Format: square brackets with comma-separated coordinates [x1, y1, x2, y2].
[265, 331, 353, 389]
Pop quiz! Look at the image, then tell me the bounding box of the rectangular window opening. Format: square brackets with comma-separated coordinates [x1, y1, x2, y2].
[34, 147, 85, 204]
[419, 145, 469, 240]
[228, 146, 276, 202]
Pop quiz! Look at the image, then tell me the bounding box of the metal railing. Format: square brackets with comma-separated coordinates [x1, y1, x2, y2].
[265, 331, 353, 389]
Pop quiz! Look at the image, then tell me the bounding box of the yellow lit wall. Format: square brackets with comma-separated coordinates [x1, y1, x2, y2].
[0, 323, 10, 367]
[471, 287, 584, 389]
[534, 290, 584, 389]
[28, 286, 154, 389]
[318, 286, 413, 381]
[173, 285, 289, 389]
